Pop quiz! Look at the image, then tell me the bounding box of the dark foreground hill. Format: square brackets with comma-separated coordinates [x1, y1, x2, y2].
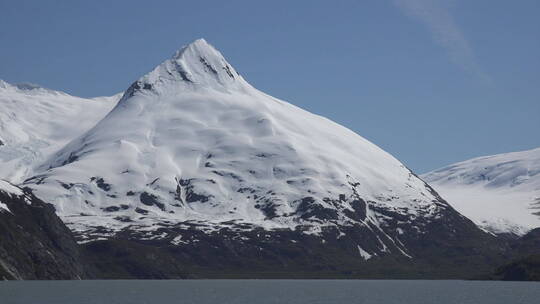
[486, 228, 540, 281]
[490, 254, 540, 281]
[3, 179, 540, 280]
[0, 181, 90, 279]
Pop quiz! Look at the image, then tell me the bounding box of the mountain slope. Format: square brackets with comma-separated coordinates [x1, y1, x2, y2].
[422, 148, 540, 236]
[0, 80, 118, 183]
[486, 228, 540, 281]
[0, 180, 91, 279]
[23, 39, 507, 277]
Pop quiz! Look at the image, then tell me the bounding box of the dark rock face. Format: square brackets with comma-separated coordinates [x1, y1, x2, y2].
[490, 254, 540, 281]
[0, 181, 521, 280]
[510, 228, 540, 255]
[0, 181, 515, 280]
[75, 182, 512, 279]
[140, 192, 165, 211]
[486, 228, 540, 281]
[0, 186, 91, 280]
[91, 177, 111, 192]
[83, 240, 188, 279]
[82, 208, 509, 279]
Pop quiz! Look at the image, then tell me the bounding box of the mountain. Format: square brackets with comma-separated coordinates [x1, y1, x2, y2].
[422, 148, 540, 236]
[490, 253, 540, 281]
[0, 80, 118, 183]
[485, 228, 540, 281]
[21, 39, 507, 278]
[0, 180, 91, 279]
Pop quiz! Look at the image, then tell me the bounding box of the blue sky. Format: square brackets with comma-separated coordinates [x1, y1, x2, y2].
[0, 0, 538, 173]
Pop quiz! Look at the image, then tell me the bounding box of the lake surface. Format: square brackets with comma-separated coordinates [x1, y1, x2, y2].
[1, 280, 538, 304]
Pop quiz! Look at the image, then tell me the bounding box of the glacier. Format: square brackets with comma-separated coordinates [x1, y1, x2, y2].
[423, 147, 540, 235]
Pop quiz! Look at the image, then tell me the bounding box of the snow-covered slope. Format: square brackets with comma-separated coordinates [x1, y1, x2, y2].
[25, 40, 468, 256]
[422, 148, 540, 235]
[0, 80, 118, 183]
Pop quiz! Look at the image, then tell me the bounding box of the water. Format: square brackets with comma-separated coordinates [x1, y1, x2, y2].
[0, 280, 538, 304]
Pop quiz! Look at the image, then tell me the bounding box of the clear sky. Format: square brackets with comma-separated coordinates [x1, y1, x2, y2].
[0, 0, 538, 173]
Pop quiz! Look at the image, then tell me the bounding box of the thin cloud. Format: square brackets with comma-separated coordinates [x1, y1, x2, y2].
[393, 0, 490, 82]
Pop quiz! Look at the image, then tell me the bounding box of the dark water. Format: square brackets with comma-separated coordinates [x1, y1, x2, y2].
[0, 280, 538, 304]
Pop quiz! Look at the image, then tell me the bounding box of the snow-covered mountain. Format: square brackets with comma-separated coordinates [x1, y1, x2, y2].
[422, 148, 540, 236]
[0, 38, 512, 278]
[0, 80, 118, 183]
[19, 40, 506, 276]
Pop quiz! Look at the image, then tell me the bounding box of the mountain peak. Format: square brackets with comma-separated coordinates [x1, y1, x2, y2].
[171, 38, 240, 84]
[0, 79, 67, 96]
[172, 38, 213, 59]
[124, 39, 247, 99]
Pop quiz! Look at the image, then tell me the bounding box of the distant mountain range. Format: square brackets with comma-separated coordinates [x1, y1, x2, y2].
[0, 80, 118, 183]
[0, 39, 538, 279]
[423, 148, 540, 236]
